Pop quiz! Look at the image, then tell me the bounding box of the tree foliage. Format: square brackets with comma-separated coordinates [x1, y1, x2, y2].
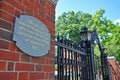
[55, 9, 120, 62]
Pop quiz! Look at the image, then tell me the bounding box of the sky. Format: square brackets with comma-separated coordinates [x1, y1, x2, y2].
[55, 0, 120, 23]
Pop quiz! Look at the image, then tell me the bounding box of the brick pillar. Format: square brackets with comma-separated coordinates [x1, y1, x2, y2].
[0, 0, 58, 80]
[108, 56, 120, 80]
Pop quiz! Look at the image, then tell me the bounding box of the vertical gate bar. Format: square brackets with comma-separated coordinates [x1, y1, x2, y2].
[86, 41, 92, 80]
[68, 41, 71, 80]
[80, 41, 86, 80]
[75, 53, 78, 80]
[79, 54, 82, 80]
[91, 43, 96, 80]
[71, 43, 74, 80]
[81, 55, 84, 80]
[59, 38, 63, 80]
[57, 36, 60, 80]
[64, 40, 68, 80]
[85, 55, 87, 80]
[74, 44, 76, 80]
[61, 38, 64, 80]
[75, 52, 77, 80]
[78, 54, 80, 80]
[78, 47, 81, 80]
[84, 55, 86, 80]
[60, 45, 62, 80]
[76, 44, 78, 80]
[76, 53, 78, 80]
[87, 55, 90, 79]
[74, 52, 76, 80]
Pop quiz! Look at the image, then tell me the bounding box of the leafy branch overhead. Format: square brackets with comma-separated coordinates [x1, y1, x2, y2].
[55, 9, 120, 62]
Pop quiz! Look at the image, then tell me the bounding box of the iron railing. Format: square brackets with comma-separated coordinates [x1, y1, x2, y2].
[55, 37, 87, 80]
[55, 28, 112, 80]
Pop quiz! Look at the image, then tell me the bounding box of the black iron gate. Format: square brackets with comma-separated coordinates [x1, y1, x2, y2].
[55, 37, 86, 80]
[55, 28, 111, 80]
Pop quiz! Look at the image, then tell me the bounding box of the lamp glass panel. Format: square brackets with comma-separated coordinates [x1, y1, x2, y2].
[81, 33, 87, 41]
[87, 32, 92, 41]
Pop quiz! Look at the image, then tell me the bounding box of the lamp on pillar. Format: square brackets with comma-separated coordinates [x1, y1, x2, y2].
[80, 27, 111, 80]
[80, 27, 93, 41]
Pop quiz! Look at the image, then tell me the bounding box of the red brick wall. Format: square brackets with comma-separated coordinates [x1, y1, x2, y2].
[0, 0, 56, 80]
[109, 57, 120, 80]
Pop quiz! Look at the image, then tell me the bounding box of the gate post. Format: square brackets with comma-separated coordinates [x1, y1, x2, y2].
[101, 47, 112, 80]
[80, 41, 88, 80]
[80, 27, 96, 80]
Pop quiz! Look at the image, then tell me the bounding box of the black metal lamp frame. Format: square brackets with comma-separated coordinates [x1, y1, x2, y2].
[80, 27, 111, 80]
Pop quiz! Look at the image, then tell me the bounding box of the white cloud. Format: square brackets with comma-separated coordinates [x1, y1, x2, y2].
[114, 19, 120, 24]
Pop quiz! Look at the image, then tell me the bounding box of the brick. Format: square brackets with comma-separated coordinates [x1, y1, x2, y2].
[9, 42, 16, 51]
[34, 14, 45, 23]
[45, 58, 49, 64]
[50, 13, 55, 19]
[16, 0, 23, 3]
[48, 25, 55, 34]
[23, 0, 37, 12]
[28, 0, 34, 4]
[51, 34, 55, 40]
[45, 21, 55, 34]
[46, 52, 55, 58]
[36, 1, 42, 9]
[25, 7, 33, 16]
[0, 0, 4, 2]
[40, 0, 46, 6]
[51, 40, 55, 47]
[46, 0, 52, 6]
[50, 5, 55, 13]
[15, 63, 34, 71]
[43, 65, 54, 72]
[0, 50, 19, 61]
[0, 10, 15, 23]
[49, 59, 55, 64]
[29, 72, 45, 80]
[19, 72, 29, 80]
[46, 15, 55, 23]
[0, 19, 12, 31]
[0, 2, 14, 14]
[16, 47, 24, 53]
[109, 60, 115, 66]
[39, 8, 46, 18]
[50, 1, 55, 9]
[49, 72, 55, 80]
[50, 46, 55, 53]
[45, 73, 49, 79]
[14, 9, 20, 17]
[31, 57, 45, 64]
[8, 62, 14, 71]
[20, 54, 30, 62]
[5, 0, 24, 11]
[0, 29, 12, 41]
[36, 64, 42, 71]
[46, 7, 50, 16]
[0, 61, 6, 70]
[0, 39, 9, 49]
[46, 58, 54, 65]
[0, 72, 17, 80]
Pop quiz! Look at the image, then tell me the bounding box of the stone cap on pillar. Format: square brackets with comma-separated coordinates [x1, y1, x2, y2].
[108, 56, 115, 60]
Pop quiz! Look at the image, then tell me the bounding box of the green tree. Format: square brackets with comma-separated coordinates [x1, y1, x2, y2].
[55, 9, 120, 62]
